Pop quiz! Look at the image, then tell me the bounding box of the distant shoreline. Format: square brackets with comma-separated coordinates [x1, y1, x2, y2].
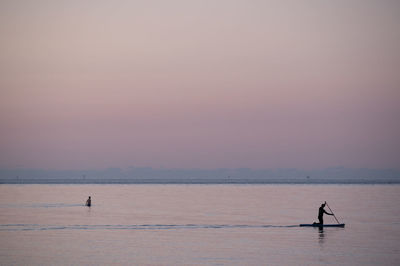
[1, 178, 399, 185]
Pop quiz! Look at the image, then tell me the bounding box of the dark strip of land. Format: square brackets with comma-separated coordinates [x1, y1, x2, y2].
[1, 178, 399, 184]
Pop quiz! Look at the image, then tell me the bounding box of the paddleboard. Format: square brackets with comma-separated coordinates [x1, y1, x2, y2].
[300, 224, 345, 227]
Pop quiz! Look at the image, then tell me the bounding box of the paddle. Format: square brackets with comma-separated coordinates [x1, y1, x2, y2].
[325, 201, 341, 224]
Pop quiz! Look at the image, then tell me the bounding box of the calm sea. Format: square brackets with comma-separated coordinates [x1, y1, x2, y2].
[0, 184, 399, 265]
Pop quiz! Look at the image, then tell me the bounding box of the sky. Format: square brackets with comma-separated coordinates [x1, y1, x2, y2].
[0, 0, 399, 170]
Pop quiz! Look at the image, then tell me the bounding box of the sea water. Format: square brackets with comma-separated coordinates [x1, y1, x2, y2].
[0, 184, 399, 265]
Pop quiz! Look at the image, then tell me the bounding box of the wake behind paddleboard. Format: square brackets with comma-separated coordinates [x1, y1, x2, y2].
[300, 224, 345, 227]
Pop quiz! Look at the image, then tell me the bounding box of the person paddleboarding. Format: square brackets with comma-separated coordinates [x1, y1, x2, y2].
[300, 201, 345, 227]
[316, 201, 333, 225]
[86, 196, 91, 207]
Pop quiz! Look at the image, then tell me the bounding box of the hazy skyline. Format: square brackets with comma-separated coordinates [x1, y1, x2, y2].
[1, 1, 399, 170]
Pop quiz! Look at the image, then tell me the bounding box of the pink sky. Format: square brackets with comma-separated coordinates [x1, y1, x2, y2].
[0, 1, 399, 170]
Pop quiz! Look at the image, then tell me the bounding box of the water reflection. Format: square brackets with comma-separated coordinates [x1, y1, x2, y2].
[318, 227, 325, 245]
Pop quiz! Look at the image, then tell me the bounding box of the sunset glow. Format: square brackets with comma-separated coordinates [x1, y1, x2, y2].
[1, 1, 399, 170]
